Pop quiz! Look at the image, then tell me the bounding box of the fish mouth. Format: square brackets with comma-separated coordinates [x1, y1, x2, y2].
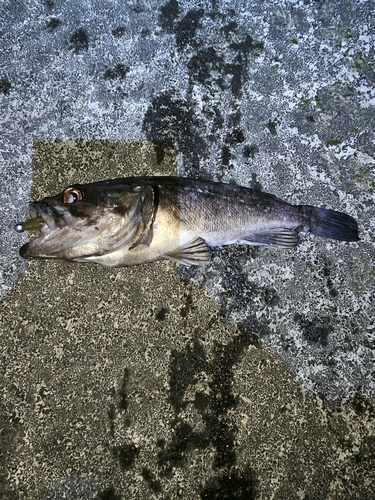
[17, 201, 69, 259]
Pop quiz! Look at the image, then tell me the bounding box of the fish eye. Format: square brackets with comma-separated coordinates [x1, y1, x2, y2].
[63, 187, 83, 204]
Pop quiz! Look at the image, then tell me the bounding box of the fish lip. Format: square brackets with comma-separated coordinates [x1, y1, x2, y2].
[19, 241, 34, 258]
[19, 201, 68, 259]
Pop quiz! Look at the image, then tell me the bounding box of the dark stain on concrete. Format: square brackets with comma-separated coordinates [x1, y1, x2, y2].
[141, 467, 162, 493]
[175, 9, 204, 52]
[243, 144, 259, 160]
[111, 26, 126, 38]
[151, 139, 175, 165]
[0, 77, 11, 94]
[221, 21, 239, 37]
[46, 17, 60, 31]
[95, 486, 121, 500]
[187, 38, 263, 96]
[155, 307, 168, 321]
[229, 34, 264, 63]
[107, 404, 116, 437]
[118, 368, 130, 411]
[221, 145, 231, 167]
[143, 90, 206, 170]
[143, 90, 195, 146]
[323, 261, 339, 297]
[159, 0, 180, 32]
[113, 443, 139, 470]
[158, 420, 209, 474]
[266, 119, 278, 136]
[165, 330, 255, 472]
[69, 27, 89, 53]
[188, 47, 223, 85]
[0, 407, 19, 499]
[219, 254, 277, 313]
[221, 129, 245, 168]
[201, 466, 257, 500]
[225, 128, 245, 145]
[168, 340, 206, 412]
[159, 4, 263, 98]
[104, 64, 129, 80]
[180, 290, 195, 318]
[295, 314, 332, 346]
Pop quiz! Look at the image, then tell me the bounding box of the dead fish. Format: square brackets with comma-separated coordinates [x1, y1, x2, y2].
[16, 176, 359, 267]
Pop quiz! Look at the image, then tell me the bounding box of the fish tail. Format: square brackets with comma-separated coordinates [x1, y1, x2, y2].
[301, 205, 359, 242]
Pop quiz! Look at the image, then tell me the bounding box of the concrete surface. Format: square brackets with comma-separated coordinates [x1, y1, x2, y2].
[1, 1, 375, 498]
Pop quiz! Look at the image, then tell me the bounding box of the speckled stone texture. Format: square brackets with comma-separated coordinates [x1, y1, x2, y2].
[1, 1, 375, 498]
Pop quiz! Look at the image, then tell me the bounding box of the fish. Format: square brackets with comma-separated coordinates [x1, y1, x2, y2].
[16, 176, 359, 267]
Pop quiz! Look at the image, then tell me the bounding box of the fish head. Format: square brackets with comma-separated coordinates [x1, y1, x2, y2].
[18, 180, 155, 264]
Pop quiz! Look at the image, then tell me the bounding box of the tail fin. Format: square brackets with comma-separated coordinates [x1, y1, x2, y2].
[302, 205, 359, 242]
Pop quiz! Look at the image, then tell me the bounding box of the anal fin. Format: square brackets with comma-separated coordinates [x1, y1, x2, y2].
[164, 237, 211, 266]
[242, 228, 298, 248]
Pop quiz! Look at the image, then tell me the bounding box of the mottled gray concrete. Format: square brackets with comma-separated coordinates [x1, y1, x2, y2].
[1, 0, 375, 498]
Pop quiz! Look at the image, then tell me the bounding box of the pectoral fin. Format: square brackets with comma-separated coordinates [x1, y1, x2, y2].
[165, 237, 211, 266]
[242, 228, 298, 248]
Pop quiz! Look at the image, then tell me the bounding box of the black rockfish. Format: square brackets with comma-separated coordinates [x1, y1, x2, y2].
[16, 177, 359, 267]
